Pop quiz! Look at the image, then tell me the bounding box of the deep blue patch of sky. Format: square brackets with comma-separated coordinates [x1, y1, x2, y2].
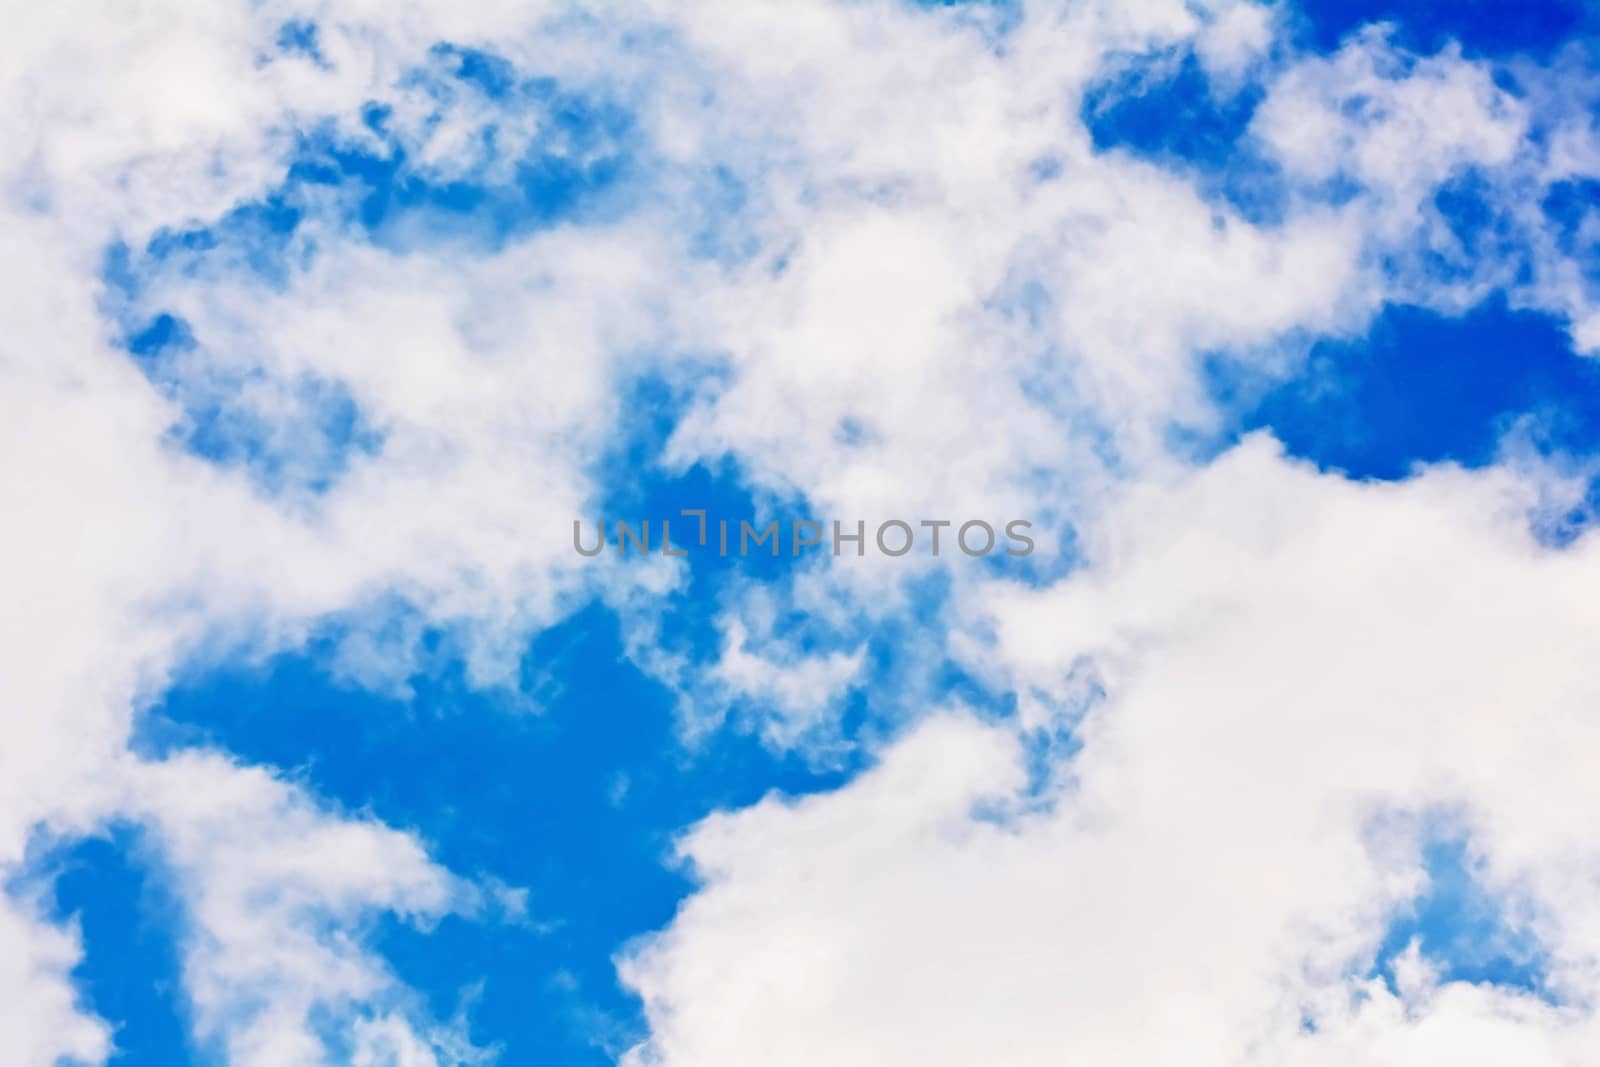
[1081, 49, 1286, 224]
[133, 601, 854, 1066]
[1542, 179, 1600, 287]
[30, 827, 193, 1066]
[1292, 0, 1593, 60]
[1373, 836, 1547, 996]
[1204, 296, 1600, 480]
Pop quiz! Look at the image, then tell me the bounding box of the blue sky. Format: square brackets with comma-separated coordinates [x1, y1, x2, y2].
[7, 2, 1600, 1065]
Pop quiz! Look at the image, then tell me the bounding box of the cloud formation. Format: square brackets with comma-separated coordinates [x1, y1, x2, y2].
[5, 0, 1600, 1063]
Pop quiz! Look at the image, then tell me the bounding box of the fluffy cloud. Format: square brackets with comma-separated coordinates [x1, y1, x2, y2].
[621, 440, 1600, 1065]
[5, 0, 1600, 1063]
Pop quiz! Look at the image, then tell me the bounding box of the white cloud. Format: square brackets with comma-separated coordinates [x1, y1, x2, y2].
[705, 614, 867, 750]
[123, 750, 479, 1066]
[5, 0, 1600, 1061]
[1254, 31, 1527, 198]
[620, 439, 1600, 1065]
[0, 894, 110, 1066]
[1197, 1, 1277, 81]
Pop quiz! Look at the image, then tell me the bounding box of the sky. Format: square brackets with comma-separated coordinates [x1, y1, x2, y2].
[4, 1, 1600, 1064]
